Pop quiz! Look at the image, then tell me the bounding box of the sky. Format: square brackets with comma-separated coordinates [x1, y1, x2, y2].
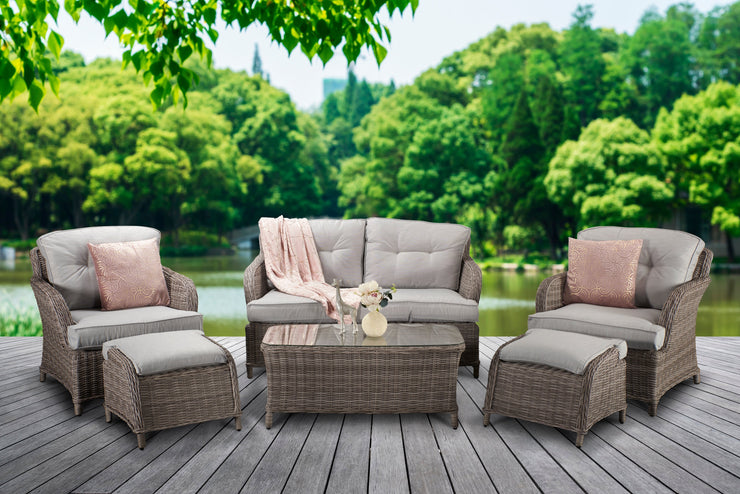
[56, 0, 727, 110]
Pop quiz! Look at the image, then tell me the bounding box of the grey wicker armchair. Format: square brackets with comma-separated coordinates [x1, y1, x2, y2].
[30, 226, 200, 415]
[529, 227, 712, 416]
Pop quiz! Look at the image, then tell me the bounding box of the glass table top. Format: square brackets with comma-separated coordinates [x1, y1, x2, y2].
[262, 323, 464, 348]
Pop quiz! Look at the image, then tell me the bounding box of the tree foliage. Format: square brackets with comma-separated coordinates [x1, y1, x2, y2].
[653, 81, 740, 258]
[0, 0, 418, 110]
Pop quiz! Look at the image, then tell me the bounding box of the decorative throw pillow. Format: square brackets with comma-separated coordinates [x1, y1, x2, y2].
[88, 238, 170, 311]
[564, 237, 643, 309]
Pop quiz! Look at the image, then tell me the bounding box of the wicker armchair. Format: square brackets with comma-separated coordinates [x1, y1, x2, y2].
[30, 229, 199, 416]
[533, 246, 712, 416]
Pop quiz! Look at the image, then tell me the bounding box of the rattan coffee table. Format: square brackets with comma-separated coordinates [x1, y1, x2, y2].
[261, 323, 465, 428]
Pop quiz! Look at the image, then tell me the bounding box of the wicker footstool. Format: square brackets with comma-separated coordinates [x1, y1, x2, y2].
[102, 330, 242, 449]
[483, 328, 627, 447]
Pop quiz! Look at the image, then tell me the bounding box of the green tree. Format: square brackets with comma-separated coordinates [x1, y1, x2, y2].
[559, 5, 606, 135]
[653, 81, 740, 260]
[545, 117, 673, 231]
[0, 0, 418, 110]
[622, 7, 696, 127]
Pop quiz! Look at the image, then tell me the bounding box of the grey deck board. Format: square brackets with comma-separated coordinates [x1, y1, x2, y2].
[0, 336, 738, 494]
[400, 414, 454, 494]
[368, 414, 409, 494]
[282, 413, 343, 494]
[324, 413, 371, 494]
[239, 413, 317, 493]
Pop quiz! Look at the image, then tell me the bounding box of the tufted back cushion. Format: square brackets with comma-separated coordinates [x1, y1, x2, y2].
[364, 218, 470, 290]
[578, 226, 705, 309]
[309, 219, 366, 287]
[37, 226, 161, 309]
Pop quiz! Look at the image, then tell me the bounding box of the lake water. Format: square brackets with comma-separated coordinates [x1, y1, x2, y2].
[1, 252, 738, 337]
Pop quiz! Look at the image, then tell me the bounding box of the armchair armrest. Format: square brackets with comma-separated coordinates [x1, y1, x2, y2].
[535, 272, 567, 312]
[658, 276, 711, 349]
[163, 267, 198, 312]
[244, 252, 269, 304]
[458, 256, 482, 302]
[30, 276, 74, 347]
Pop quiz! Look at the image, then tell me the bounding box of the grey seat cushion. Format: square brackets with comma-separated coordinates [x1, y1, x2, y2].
[578, 226, 704, 309]
[364, 218, 470, 290]
[68, 306, 203, 350]
[247, 288, 478, 324]
[377, 289, 478, 322]
[309, 219, 366, 287]
[500, 328, 627, 375]
[102, 330, 226, 376]
[528, 303, 664, 350]
[37, 226, 161, 309]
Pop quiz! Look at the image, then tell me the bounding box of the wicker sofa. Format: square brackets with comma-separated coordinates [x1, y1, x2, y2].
[243, 218, 482, 378]
[31, 226, 201, 415]
[528, 226, 712, 416]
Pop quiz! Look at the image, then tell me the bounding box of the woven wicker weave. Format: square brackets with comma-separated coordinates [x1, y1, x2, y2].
[261, 325, 464, 428]
[483, 336, 627, 447]
[243, 249, 482, 379]
[30, 247, 199, 415]
[103, 339, 241, 449]
[534, 248, 713, 415]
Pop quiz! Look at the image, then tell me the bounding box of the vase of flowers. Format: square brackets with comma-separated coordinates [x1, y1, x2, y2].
[357, 280, 396, 337]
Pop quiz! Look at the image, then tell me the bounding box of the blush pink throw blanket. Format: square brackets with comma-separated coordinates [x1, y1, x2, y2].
[259, 216, 360, 322]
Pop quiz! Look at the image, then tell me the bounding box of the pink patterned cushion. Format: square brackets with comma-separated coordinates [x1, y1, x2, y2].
[88, 238, 170, 311]
[564, 238, 643, 309]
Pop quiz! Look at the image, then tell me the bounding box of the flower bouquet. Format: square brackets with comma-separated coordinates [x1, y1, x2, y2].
[356, 281, 396, 337]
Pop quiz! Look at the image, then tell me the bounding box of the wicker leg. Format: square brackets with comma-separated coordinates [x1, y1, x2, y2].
[265, 412, 273, 429]
[473, 363, 480, 379]
[451, 411, 458, 429]
[619, 408, 626, 424]
[247, 365, 253, 379]
[235, 416, 242, 431]
[39, 370, 46, 382]
[483, 412, 490, 427]
[137, 433, 146, 450]
[693, 372, 701, 384]
[575, 432, 585, 448]
[648, 402, 658, 417]
[74, 402, 82, 416]
[105, 407, 112, 423]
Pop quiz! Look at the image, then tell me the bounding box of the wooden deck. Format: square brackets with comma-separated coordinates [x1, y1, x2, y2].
[1, 336, 739, 494]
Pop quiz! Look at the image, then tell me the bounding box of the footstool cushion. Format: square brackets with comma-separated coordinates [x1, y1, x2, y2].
[483, 329, 627, 447]
[102, 330, 242, 449]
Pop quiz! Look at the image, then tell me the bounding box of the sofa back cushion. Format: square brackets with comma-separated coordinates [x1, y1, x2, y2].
[364, 218, 470, 290]
[37, 226, 161, 309]
[578, 226, 705, 309]
[309, 219, 366, 287]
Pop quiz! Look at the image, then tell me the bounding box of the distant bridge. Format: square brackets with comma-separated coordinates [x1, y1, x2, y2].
[227, 225, 260, 249]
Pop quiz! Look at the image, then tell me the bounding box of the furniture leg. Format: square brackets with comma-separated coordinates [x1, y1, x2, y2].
[576, 432, 585, 448]
[483, 412, 490, 426]
[74, 403, 82, 416]
[105, 407, 112, 423]
[247, 365, 253, 379]
[265, 412, 273, 429]
[137, 433, 146, 450]
[619, 408, 626, 423]
[693, 372, 701, 384]
[451, 411, 458, 429]
[648, 402, 658, 416]
[473, 363, 479, 379]
[235, 416, 242, 431]
[39, 370, 46, 382]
